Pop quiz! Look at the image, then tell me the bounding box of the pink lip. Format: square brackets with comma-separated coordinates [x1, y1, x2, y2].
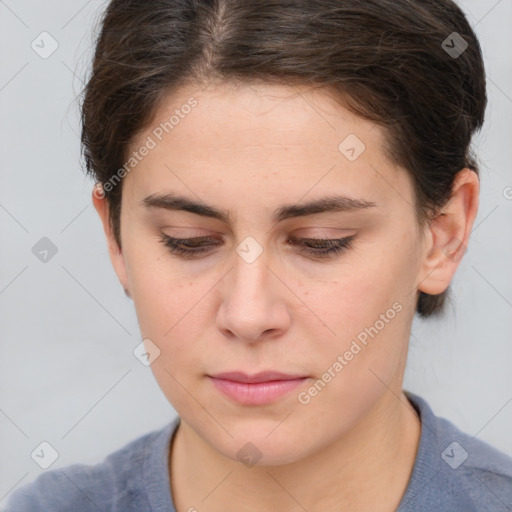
[208, 371, 308, 405]
[210, 371, 306, 383]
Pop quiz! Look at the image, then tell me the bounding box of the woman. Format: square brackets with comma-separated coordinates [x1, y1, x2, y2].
[5, 0, 512, 511]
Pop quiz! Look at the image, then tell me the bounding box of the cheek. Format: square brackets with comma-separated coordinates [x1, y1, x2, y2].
[132, 273, 199, 340]
[307, 260, 402, 339]
[305, 247, 415, 376]
[123, 241, 194, 336]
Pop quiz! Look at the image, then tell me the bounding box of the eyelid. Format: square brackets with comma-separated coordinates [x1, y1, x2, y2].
[159, 233, 356, 259]
[292, 228, 357, 237]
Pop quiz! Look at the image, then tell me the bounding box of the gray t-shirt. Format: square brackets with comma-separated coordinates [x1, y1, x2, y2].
[3, 391, 512, 511]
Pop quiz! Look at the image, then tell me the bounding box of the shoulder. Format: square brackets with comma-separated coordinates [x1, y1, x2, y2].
[2, 421, 177, 512]
[400, 391, 512, 512]
[435, 408, 512, 507]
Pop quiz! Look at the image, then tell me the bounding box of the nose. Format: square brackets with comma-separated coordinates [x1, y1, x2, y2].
[216, 250, 291, 343]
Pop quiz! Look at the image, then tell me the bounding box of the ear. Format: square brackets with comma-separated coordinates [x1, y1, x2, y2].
[91, 184, 131, 298]
[418, 168, 479, 296]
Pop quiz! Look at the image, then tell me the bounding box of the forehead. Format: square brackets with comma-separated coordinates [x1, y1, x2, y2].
[123, 81, 410, 216]
[142, 80, 387, 150]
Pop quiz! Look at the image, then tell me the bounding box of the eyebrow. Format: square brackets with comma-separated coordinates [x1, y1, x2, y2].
[142, 193, 377, 224]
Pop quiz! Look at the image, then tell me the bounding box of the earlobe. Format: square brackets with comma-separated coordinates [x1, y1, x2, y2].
[91, 185, 132, 298]
[418, 169, 479, 296]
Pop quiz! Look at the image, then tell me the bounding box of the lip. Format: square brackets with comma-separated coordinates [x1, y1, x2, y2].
[210, 371, 306, 383]
[208, 371, 308, 405]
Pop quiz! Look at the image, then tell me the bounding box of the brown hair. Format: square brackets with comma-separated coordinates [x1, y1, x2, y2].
[80, 0, 487, 318]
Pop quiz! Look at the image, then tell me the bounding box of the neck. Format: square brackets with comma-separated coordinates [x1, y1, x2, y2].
[169, 390, 421, 512]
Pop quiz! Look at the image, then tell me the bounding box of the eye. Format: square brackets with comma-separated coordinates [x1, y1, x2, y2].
[159, 235, 220, 257]
[287, 236, 355, 258]
[159, 234, 355, 259]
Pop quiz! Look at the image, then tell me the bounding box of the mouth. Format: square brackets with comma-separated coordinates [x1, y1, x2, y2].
[207, 371, 309, 405]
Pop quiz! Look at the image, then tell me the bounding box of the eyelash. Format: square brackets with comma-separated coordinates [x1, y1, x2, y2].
[159, 234, 355, 259]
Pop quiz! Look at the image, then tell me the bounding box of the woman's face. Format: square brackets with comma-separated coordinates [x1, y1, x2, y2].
[96, 81, 431, 465]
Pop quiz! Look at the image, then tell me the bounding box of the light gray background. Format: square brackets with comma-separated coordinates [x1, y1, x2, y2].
[1, 0, 511, 505]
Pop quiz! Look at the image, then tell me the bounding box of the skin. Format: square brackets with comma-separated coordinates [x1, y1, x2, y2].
[93, 80, 479, 512]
